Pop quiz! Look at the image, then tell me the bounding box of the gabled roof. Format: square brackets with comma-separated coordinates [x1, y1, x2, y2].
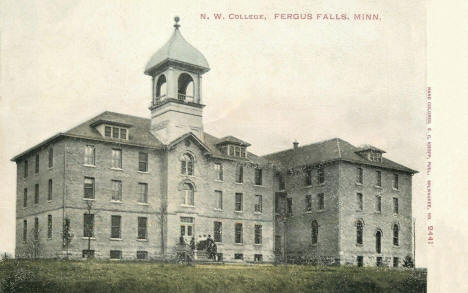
[11, 111, 164, 161]
[263, 138, 417, 174]
[215, 136, 251, 147]
[144, 28, 210, 75]
[167, 132, 211, 154]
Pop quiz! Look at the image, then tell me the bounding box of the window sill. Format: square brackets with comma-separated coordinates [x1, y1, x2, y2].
[392, 188, 400, 192]
[82, 198, 95, 201]
[84, 164, 96, 168]
[137, 171, 149, 174]
[234, 243, 243, 246]
[355, 210, 363, 213]
[109, 238, 122, 241]
[214, 180, 224, 183]
[215, 242, 223, 245]
[305, 210, 313, 214]
[393, 213, 399, 216]
[180, 204, 195, 208]
[136, 239, 148, 242]
[303, 185, 313, 189]
[374, 211, 382, 215]
[254, 185, 264, 188]
[355, 182, 363, 186]
[318, 182, 326, 186]
[355, 243, 363, 247]
[234, 211, 243, 214]
[47, 200, 53, 203]
[254, 211, 262, 215]
[138, 202, 149, 206]
[234, 182, 243, 185]
[317, 209, 325, 213]
[82, 237, 96, 240]
[254, 243, 262, 246]
[213, 208, 224, 212]
[110, 200, 123, 204]
[110, 168, 123, 171]
[374, 185, 383, 190]
[393, 245, 400, 248]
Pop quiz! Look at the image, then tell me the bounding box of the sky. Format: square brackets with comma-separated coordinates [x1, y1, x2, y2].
[0, 0, 427, 266]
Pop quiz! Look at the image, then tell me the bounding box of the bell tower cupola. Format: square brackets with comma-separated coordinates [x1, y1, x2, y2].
[145, 17, 210, 144]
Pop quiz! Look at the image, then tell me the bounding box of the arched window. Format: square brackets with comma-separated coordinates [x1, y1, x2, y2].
[356, 220, 363, 245]
[181, 154, 194, 175]
[376, 230, 382, 253]
[154, 75, 167, 103]
[178, 73, 194, 102]
[393, 224, 399, 246]
[182, 183, 194, 206]
[311, 220, 318, 244]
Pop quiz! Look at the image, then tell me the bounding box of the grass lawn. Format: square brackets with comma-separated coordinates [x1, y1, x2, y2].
[0, 260, 426, 293]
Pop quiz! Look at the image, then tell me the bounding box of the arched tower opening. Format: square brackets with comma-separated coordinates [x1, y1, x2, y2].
[177, 73, 194, 102]
[154, 74, 167, 104]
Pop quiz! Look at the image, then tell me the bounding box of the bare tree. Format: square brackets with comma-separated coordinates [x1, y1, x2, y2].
[62, 217, 74, 259]
[22, 227, 42, 259]
[83, 200, 97, 258]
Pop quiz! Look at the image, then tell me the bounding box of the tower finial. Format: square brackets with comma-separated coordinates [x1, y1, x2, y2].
[174, 16, 180, 29]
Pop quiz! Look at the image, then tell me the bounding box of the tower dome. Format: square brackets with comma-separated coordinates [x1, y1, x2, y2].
[144, 17, 210, 75]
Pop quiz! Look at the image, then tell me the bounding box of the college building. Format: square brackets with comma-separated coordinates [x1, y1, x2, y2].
[13, 18, 417, 266]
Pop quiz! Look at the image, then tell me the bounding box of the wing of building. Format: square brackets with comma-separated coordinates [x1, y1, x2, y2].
[12, 18, 417, 267]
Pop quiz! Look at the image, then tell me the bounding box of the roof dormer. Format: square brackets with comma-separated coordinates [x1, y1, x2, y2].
[215, 136, 251, 158]
[90, 120, 133, 140]
[355, 145, 386, 163]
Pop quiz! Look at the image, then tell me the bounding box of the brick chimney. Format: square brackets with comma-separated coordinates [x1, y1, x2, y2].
[293, 140, 299, 150]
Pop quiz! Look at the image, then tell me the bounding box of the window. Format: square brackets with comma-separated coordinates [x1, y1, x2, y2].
[217, 253, 223, 261]
[35, 154, 39, 173]
[376, 230, 382, 253]
[24, 160, 28, 178]
[305, 169, 312, 186]
[393, 224, 399, 246]
[23, 220, 27, 242]
[183, 183, 194, 206]
[137, 251, 148, 260]
[82, 250, 95, 258]
[311, 220, 318, 244]
[234, 253, 243, 260]
[235, 146, 240, 157]
[34, 184, 39, 204]
[47, 215, 52, 239]
[112, 149, 122, 169]
[111, 180, 122, 201]
[138, 152, 148, 172]
[278, 174, 285, 190]
[235, 193, 243, 212]
[254, 168, 263, 185]
[138, 183, 148, 203]
[254, 254, 263, 262]
[138, 217, 147, 240]
[229, 145, 234, 156]
[112, 127, 119, 138]
[275, 235, 282, 252]
[356, 221, 363, 244]
[275, 193, 280, 213]
[48, 179, 53, 201]
[84, 177, 95, 199]
[357, 193, 363, 211]
[317, 193, 324, 210]
[376, 171, 382, 187]
[48, 147, 53, 168]
[84, 145, 95, 165]
[83, 214, 94, 238]
[357, 167, 363, 184]
[393, 174, 399, 189]
[214, 221, 222, 242]
[111, 215, 121, 239]
[214, 163, 223, 181]
[110, 250, 121, 260]
[305, 194, 312, 211]
[241, 147, 246, 158]
[23, 188, 27, 207]
[235, 165, 243, 183]
[215, 190, 223, 210]
[255, 195, 262, 213]
[376, 256, 383, 267]
[254, 224, 262, 244]
[357, 256, 364, 267]
[235, 223, 243, 244]
[105, 126, 112, 137]
[393, 198, 399, 214]
[180, 217, 194, 237]
[120, 129, 127, 140]
[375, 196, 382, 213]
[393, 257, 399, 268]
[181, 153, 194, 175]
[34, 217, 39, 241]
[317, 167, 325, 184]
[287, 198, 292, 216]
